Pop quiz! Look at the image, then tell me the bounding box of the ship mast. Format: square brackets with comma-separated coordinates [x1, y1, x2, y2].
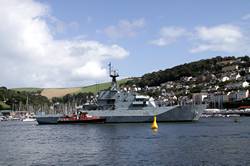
[109, 63, 119, 90]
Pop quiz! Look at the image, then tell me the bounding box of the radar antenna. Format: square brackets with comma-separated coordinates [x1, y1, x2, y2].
[108, 62, 119, 90]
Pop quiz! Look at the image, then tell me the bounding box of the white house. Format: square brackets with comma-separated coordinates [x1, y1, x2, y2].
[242, 81, 249, 88]
[221, 76, 230, 82]
[235, 73, 241, 80]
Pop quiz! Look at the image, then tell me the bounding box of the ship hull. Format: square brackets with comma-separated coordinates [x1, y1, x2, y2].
[91, 104, 205, 123]
[36, 104, 206, 124]
[36, 115, 105, 124]
[36, 115, 63, 124]
[58, 118, 105, 124]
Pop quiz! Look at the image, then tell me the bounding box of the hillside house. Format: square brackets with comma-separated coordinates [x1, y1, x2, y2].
[160, 82, 174, 89]
[235, 73, 241, 80]
[221, 76, 230, 82]
[225, 81, 249, 89]
[246, 74, 250, 81]
[222, 65, 239, 72]
[246, 67, 250, 73]
[217, 60, 236, 66]
[180, 76, 193, 82]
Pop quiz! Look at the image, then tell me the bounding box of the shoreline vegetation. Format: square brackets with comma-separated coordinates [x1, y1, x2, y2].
[0, 79, 128, 111]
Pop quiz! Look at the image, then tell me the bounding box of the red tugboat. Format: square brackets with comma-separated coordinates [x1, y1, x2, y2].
[58, 112, 105, 124]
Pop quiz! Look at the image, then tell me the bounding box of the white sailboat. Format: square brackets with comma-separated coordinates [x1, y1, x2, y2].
[22, 96, 36, 122]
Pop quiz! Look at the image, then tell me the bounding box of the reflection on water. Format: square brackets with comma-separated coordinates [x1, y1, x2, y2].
[151, 128, 158, 135]
[1, 117, 250, 165]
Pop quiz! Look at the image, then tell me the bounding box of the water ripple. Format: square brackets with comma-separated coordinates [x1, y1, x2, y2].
[1, 118, 250, 165]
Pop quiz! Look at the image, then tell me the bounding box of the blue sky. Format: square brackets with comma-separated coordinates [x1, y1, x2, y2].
[1, 0, 250, 87]
[41, 0, 250, 75]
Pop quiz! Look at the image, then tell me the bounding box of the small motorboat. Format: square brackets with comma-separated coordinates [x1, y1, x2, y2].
[0, 116, 7, 121]
[22, 117, 36, 122]
[57, 112, 105, 124]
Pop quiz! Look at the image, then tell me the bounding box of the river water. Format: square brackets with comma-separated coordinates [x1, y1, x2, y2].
[0, 117, 250, 166]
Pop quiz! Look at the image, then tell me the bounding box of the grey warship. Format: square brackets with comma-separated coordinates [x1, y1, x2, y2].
[36, 64, 206, 124]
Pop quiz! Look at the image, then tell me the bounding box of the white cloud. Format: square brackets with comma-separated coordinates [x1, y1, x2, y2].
[0, 0, 129, 88]
[103, 18, 145, 38]
[47, 15, 79, 34]
[242, 14, 250, 20]
[150, 26, 187, 46]
[190, 25, 247, 53]
[72, 61, 106, 79]
[150, 22, 250, 54]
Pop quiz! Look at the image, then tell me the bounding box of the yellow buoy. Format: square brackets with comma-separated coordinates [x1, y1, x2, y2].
[151, 115, 158, 129]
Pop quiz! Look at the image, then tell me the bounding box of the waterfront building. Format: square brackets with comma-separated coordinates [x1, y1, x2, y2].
[192, 93, 208, 104]
[236, 90, 249, 101]
[228, 90, 249, 102]
[207, 93, 229, 109]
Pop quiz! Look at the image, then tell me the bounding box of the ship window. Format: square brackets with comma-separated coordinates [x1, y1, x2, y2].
[107, 100, 115, 104]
